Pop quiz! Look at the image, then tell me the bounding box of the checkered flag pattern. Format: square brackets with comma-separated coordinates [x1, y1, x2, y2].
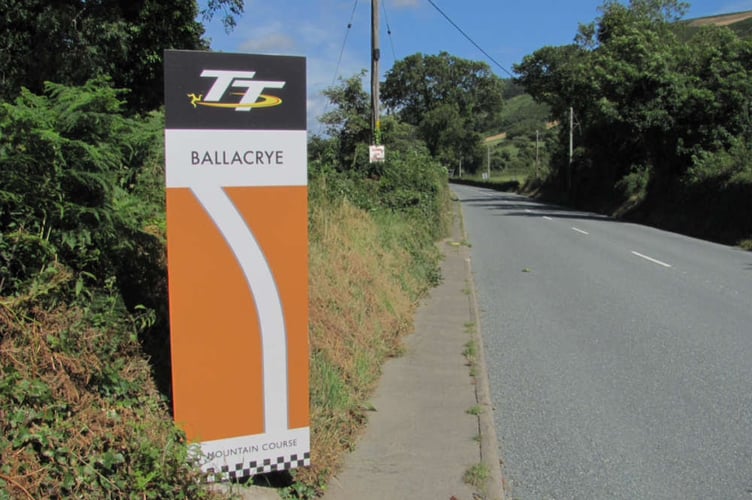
[206, 452, 311, 482]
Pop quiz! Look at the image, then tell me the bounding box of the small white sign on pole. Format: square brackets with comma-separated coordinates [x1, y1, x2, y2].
[369, 144, 385, 163]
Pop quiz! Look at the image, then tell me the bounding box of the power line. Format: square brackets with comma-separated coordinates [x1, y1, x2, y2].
[330, 0, 360, 87]
[382, 0, 398, 62]
[316, 0, 360, 136]
[425, 0, 514, 78]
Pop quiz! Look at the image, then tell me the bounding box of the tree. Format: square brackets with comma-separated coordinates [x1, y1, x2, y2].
[513, 0, 752, 245]
[381, 52, 504, 169]
[0, 0, 243, 112]
[513, 0, 720, 198]
[514, 44, 592, 118]
[318, 71, 371, 170]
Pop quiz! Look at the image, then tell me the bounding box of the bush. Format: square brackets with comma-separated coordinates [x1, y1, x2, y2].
[0, 270, 216, 499]
[0, 80, 209, 498]
[672, 139, 752, 243]
[685, 138, 752, 188]
[616, 163, 652, 201]
[0, 79, 162, 297]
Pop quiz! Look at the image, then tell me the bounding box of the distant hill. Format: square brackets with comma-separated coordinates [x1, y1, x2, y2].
[687, 11, 752, 27]
[683, 10, 752, 39]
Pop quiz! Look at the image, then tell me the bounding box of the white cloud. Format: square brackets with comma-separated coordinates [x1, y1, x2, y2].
[239, 32, 297, 53]
[235, 21, 298, 54]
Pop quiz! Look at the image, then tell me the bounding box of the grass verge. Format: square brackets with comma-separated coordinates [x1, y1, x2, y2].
[463, 463, 490, 489]
[292, 160, 450, 496]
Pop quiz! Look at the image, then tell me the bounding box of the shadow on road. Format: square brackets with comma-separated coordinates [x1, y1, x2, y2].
[458, 194, 612, 222]
[502, 211, 612, 222]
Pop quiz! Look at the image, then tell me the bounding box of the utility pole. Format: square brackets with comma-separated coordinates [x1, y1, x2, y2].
[536, 129, 540, 178]
[487, 145, 491, 179]
[568, 106, 573, 193]
[371, 0, 380, 145]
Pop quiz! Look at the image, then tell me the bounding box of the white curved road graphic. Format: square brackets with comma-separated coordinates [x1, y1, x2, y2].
[192, 184, 288, 433]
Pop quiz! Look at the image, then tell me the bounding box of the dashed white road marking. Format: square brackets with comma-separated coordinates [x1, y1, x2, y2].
[571, 227, 589, 235]
[543, 216, 553, 221]
[631, 251, 672, 268]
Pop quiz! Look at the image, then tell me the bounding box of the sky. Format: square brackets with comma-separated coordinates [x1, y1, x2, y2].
[198, 0, 752, 133]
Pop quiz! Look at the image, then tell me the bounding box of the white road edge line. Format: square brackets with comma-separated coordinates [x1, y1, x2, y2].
[631, 251, 672, 268]
[571, 227, 589, 235]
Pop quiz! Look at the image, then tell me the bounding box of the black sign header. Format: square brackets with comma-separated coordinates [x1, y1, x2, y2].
[164, 51, 306, 130]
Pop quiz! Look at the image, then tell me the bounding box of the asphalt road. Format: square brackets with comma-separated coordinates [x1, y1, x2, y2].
[453, 183, 752, 500]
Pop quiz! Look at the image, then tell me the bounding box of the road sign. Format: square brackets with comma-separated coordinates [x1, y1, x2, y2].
[369, 144, 385, 163]
[164, 50, 309, 481]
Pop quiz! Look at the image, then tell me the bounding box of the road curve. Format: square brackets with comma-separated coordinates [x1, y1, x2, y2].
[453, 183, 752, 499]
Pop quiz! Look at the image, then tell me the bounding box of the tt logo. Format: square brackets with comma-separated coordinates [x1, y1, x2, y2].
[187, 70, 285, 111]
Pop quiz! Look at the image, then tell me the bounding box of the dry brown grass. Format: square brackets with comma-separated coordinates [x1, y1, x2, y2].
[0, 270, 217, 498]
